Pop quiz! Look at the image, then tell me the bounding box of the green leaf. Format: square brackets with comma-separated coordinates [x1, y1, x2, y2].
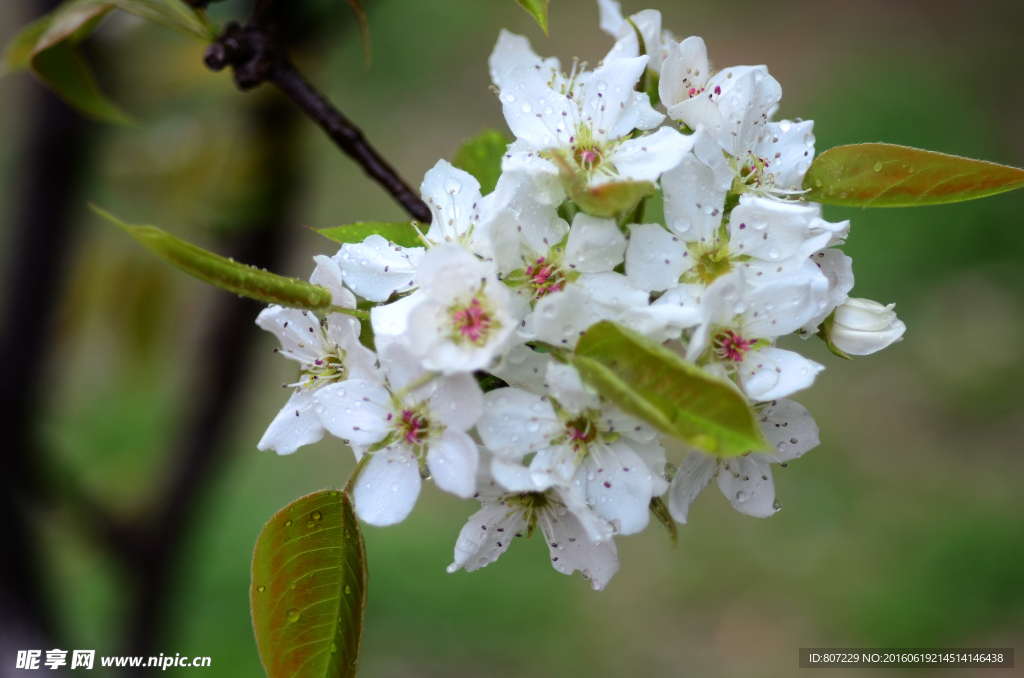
[516, 0, 550, 35]
[1, 14, 54, 74]
[803, 143, 1024, 207]
[815, 309, 853, 361]
[649, 497, 677, 547]
[110, 0, 218, 40]
[572, 321, 767, 456]
[251, 490, 368, 678]
[92, 205, 368, 318]
[451, 129, 510, 195]
[551, 153, 654, 218]
[31, 41, 133, 125]
[315, 221, 425, 249]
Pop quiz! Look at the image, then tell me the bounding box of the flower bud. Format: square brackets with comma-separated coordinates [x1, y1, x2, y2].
[830, 298, 906, 355]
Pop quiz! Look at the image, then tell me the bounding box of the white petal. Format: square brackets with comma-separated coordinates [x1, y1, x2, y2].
[337, 235, 425, 302]
[257, 389, 325, 455]
[325, 314, 379, 382]
[491, 455, 557, 493]
[369, 291, 422, 338]
[604, 10, 664, 74]
[522, 285, 604, 349]
[717, 454, 778, 518]
[540, 499, 620, 591]
[256, 306, 324, 364]
[661, 153, 725, 242]
[667, 450, 717, 524]
[659, 36, 709, 109]
[491, 342, 557, 392]
[427, 429, 479, 498]
[739, 347, 823, 402]
[310, 255, 356, 308]
[545, 362, 599, 413]
[353, 447, 421, 526]
[579, 56, 653, 142]
[715, 68, 781, 158]
[758, 398, 819, 462]
[429, 372, 484, 431]
[564, 213, 627, 272]
[421, 160, 483, 245]
[605, 128, 691, 184]
[626, 223, 691, 292]
[477, 388, 561, 453]
[686, 271, 746, 361]
[729, 196, 823, 263]
[479, 170, 569, 275]
[597, 0, 624, 35]
[499, 65, 578, 150]
[742, 265, 828, 339]
[488, 29, 560, 89]
[753, 119, 816, 191]
[581, 442, 655, 535]
[450, 499, 527, 573]
[313, 380, 393, 446]
[627, 437, 669, 496]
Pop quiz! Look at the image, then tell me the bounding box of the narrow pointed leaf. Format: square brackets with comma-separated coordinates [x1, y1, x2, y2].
[92, 205, 367, 317]
[649, 497, 677, 547]
[31, 41, 133, 125]
[1, 14, 54, 75]
[315, 221, 425, 249]
[343, 0, 372, 67]
[803, 143, 1024, 207]
[251, 490, 368, 678]
[451, 129, 511, 195]
[516, 0, 550, 36]
[110, 0, 218, 40]
[573, 321, 766, 456]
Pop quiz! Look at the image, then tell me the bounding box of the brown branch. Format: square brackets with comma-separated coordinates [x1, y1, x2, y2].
[203, 15, 433, 224]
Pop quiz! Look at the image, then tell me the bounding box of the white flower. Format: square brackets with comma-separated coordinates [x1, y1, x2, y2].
[509, 212, 699, 348]
[313, 343, 483, 526]
[490, 32, 691, 189]
[659, 38, 815, 198]
[668, 399, 819, 521]
[597, 1, 672, 74]
[371, 245, 522, 374]
[478, 363, 668, 535]
[335, 160, 485, 302]
[448, 453, 620, 590]
[829, 298, 906, 355]
[658, 270, 826, 401]
[256, 256, 378, 455]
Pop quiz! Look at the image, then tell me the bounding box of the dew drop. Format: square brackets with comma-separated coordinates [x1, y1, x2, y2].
[873, 162, 883, 172]
[735, 491, 748, 503]
[286, 608, 300, 623]
[311, 510, 322, 521]
[256, 585, 265, 593]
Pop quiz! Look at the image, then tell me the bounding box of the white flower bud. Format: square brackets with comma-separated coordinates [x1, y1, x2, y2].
[830, 298, 906, 355]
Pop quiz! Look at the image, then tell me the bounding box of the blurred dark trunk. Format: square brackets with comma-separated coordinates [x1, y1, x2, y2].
[0, 0, 92, 667]
[122, 95, 301, 673]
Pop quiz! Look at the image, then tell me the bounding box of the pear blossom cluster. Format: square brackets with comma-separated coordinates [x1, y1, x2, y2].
[255, 0, 906, 591]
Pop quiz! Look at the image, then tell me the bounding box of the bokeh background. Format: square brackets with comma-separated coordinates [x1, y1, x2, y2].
[1, 0, 1023, 676]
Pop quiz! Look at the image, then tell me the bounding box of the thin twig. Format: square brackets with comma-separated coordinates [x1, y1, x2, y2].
[202, 15, 433, 223]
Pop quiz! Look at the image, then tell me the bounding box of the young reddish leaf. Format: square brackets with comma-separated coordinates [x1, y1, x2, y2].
[803, 143, 1024, 207]
[516, 0, 550, 36]
[251, 490, 368, 678]
[451, 129, 511, 195]
[573, 321, 767, 457]
[315, 221, 425, 249]
[92, 205, 368, 318]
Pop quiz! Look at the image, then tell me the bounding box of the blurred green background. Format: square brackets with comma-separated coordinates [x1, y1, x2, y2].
[1, 0, 1022, 676]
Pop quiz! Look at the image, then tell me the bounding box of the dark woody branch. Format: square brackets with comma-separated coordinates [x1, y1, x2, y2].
[202, 10, 433, 224]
